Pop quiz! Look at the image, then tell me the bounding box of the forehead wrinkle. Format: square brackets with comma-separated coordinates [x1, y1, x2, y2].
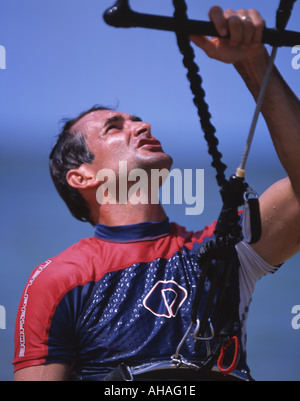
[69, 111, 142, 138]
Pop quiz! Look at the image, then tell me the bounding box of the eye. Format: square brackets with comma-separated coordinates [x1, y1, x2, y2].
[105, 125, 119, 134]
[131, 116, 143, 123]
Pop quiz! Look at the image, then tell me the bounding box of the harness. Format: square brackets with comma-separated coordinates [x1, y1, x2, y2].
[102, 0, 298, 381]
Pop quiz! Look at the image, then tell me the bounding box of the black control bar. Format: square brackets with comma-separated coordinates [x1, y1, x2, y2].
[103, 0, 300, 47]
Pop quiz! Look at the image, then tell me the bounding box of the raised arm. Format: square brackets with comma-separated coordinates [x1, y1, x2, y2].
[235, 42, 300, 266]
[191, 6, 300, 266]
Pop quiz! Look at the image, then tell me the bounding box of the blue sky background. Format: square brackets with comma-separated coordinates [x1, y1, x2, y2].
[0, 0, 299, 381]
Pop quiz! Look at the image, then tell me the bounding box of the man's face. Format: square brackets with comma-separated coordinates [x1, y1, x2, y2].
[72, 109, 173, 175]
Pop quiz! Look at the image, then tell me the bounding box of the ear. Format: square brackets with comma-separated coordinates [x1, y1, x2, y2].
[66, 165, 98, 190]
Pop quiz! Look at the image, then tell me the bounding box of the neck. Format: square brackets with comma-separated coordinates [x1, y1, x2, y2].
[94, 203, 168, 226]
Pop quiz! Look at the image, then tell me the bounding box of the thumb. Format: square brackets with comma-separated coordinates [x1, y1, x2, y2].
[189, 35, 218, 58]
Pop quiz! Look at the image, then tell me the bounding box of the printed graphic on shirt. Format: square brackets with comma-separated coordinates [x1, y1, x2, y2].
[143, 280, 188, 318]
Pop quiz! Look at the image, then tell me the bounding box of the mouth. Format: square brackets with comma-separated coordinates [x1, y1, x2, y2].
[137, 138, 163, 151]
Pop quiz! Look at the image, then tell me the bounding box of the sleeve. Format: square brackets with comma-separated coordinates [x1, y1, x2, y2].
[13, 259, 76, 373]
[235, 240, 279, 345]
[236, 239, 279, 298]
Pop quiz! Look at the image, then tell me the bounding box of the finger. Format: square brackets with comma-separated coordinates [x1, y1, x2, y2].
[248, 9, 266, 44]
[209, 6, 228, 37]
[224, 9, 244, 46]
[237, 10, 255, 45]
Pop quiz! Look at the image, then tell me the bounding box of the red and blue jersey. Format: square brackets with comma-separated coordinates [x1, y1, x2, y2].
[13, 219, 250, 380]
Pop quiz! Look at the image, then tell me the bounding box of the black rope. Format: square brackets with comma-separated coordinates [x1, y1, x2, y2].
[172, 0, 227, 189]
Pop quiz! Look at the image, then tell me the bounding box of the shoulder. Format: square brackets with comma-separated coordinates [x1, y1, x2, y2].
[17, 236, 105, 329]
[27, 236, 103, 293]
[13, 236, 102, 369]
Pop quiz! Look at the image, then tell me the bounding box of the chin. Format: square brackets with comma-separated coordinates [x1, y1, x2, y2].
[149, 153, 173, 171]
[133, 151, 173, 171]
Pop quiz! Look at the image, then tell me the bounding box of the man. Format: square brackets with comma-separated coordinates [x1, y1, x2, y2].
[13, 7, 300, 381]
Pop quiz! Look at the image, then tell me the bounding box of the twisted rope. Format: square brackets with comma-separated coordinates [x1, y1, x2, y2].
[172, 0, 227, 189]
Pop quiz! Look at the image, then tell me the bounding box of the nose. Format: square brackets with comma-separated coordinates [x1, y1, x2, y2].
[132, 122, 151, 138]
